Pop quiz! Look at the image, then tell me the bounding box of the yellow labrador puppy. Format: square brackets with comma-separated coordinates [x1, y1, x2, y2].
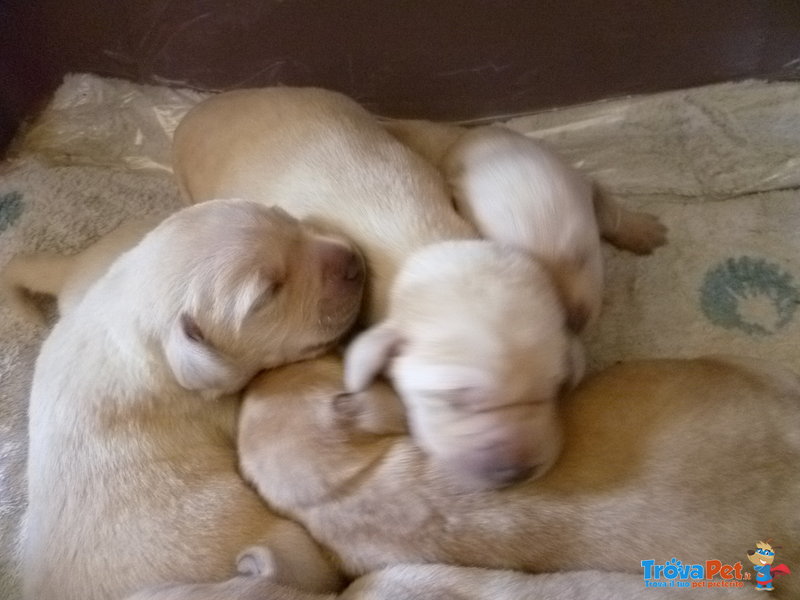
[237, 353, 799, 598]
[343, 240, 580, 485]
[173, 87, 577, 486]
[385, 119, 668, 257]
[385, 120, 668, 332]
[20, 199, 364, 600]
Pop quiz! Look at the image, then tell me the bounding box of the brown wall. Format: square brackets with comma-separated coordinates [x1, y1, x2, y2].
[2, 1, 800, 153]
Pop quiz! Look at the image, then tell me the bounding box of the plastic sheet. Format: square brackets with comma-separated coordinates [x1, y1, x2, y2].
[16, 73, 207, 172]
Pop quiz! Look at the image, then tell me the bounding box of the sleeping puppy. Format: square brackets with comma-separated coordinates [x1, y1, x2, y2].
[344, 240, 580, 486]
[385, 121, 667, 331]
[385, 118, 668, 257]
[238, 353, 800, 596]
[173, 87, 576, 486]
[443, 125, 604, 331]
[20, 199, 364, 600]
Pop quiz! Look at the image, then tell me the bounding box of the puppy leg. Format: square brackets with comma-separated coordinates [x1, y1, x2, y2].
[1, 218, 158, 324]
[0, 253, 74, 325]
[593, 187, 667, 254]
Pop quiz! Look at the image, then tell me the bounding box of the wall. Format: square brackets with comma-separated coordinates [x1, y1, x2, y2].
[2, 0, 800, 153]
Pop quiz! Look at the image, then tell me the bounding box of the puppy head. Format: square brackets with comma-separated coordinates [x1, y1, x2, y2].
[446, 126, 604, 332]
[345, 240, 577, 488]
[128, 199, 364, 394]
[239, 355, 406, 509]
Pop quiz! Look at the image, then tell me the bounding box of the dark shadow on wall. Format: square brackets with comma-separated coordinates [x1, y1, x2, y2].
[2, 0, 800, 154]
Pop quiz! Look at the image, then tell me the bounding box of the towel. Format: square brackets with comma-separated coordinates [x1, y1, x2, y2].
[2, 74, 800, 597]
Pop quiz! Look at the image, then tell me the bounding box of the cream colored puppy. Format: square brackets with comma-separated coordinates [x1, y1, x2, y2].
[386, 121, 667, 331]
[20, 199, 365, 600]
[385, 118, 668, 256]
[173, 87, 576, 486]
[238, 354, 799, 596]
[446, 125, 604, 331]
[173, 87, 476, 324]
[344, 240, 581, 486]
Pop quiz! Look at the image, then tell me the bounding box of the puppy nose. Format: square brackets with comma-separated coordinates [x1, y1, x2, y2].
[465, 441, 539, 488]
[344, 251, 364, 282]
[485, 463, 537, 487]
[323, 243, 365, 285]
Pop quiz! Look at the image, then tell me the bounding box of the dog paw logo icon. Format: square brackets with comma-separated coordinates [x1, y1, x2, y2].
[747, 540, 791, 591]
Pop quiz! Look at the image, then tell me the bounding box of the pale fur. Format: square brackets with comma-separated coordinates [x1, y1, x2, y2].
[237, 353, 800, 600]
[386, 120, 604, 330]
[173, 87, 577, 486]
[446, 125, 604, 331]
[129, 563, 765, 600]
[20, 199, 366, 600]
[172, 87, 476, 324]
[385, 118, 668, 257]
[345, 241, 582, 486]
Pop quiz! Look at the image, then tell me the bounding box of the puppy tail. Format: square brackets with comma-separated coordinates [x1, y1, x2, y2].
[0, 253, 75, 325]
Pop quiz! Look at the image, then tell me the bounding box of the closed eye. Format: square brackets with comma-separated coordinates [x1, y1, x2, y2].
[249, 280, 285, 314]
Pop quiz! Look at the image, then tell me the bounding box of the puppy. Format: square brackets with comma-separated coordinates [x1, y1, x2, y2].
[385, 121, 603, 331]
[239, 354, 800, 595]
[385, 118, 668, 257]
[344, 240, 581, 486]
[173, 87, 476, 323]
[173, 87, 577, 486]
[447, 126, 604, 331]
[20, 199, 364, 600]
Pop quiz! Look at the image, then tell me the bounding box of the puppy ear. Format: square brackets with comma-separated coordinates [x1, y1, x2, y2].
[165, 313, 243, 392]
[343, 324, 404, 392]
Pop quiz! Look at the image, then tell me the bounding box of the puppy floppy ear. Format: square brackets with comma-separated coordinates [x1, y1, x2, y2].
[165, 313, 243, 392]
[343, 323, 404, 392]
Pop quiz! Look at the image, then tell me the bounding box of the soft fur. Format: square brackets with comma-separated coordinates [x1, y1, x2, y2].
[384, 118, 668, 258]
[238, 354, 799, 600]
[20, 199, 365, 600]
[446, 125, 604, 331]
[173, 87, 577, 486]
[387, 121, 605, 331]
[129, 563, 765, 600]
[344, 240, 582, 486]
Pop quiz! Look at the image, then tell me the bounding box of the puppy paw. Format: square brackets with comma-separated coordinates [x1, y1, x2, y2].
[236, 545, 278, 578]
[606, 210, 668, 255]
